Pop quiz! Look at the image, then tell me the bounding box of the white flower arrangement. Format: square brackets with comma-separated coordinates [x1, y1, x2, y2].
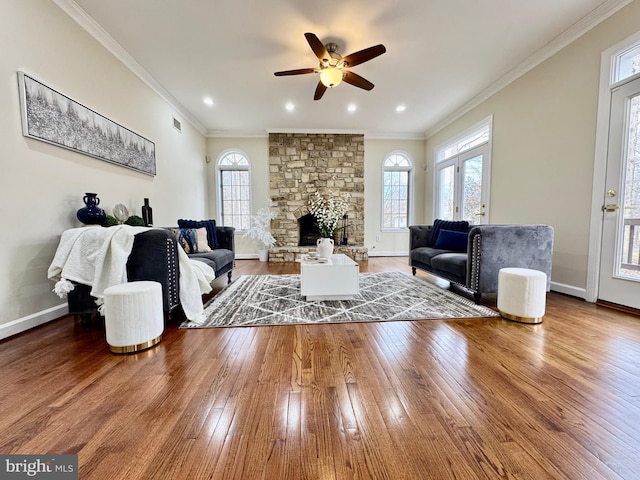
[244, 202, 278, 249]
[308, 191, 349, 238]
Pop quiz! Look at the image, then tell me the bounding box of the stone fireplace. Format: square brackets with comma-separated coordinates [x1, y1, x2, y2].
[267, 132, 368, 262]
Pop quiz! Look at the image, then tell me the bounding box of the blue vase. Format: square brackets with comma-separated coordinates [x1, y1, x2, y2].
[76, 192, 106, 225]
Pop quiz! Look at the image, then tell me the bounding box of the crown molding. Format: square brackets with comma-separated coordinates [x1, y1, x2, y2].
[265, 128, 426, 140]
[207, 129, 268, 138]
[206, 129, 426, 140]
[52, 0, 207, 136]
[365, 131, 427, 141]
[424, 0, 635, 138]
[266, 128, 368, 135]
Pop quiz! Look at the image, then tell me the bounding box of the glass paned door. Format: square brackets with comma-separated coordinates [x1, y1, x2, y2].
[598, 77, 640, 309]
[461, 154, 484, 224]
[621, 95, 640, 279]
[437, 163, 455, 219]
[435, 144, 489, 223]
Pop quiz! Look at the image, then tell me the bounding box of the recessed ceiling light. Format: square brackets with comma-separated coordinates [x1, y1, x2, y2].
[395, 105, 406, 113]
[285, 102, 295, 112]
[347, 104, 357, 113]
[203, 97, 214, 106]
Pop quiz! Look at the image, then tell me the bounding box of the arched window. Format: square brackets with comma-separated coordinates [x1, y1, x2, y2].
[382, 152, 413, 229]
[217, 150, 251, 230]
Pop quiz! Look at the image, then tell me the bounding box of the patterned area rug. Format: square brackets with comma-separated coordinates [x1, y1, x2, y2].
[180, 271, 499, 328]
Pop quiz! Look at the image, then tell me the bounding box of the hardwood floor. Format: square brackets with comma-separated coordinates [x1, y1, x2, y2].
[2, 257, 640, 479]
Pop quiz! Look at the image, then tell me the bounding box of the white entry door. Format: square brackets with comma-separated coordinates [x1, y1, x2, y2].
[598, 76, 640, 309]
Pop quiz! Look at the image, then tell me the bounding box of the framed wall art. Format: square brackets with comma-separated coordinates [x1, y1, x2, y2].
[17, 71, 156, 176]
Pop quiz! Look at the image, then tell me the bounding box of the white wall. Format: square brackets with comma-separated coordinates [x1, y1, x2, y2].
[425, 0, 640, 294]
[206, 136, 270, 255]
[364, 139, 426, 255]
[0, 0, 207, 338]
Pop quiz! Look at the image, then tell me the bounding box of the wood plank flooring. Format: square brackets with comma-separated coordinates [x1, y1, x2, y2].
[2, 257, 640, 479]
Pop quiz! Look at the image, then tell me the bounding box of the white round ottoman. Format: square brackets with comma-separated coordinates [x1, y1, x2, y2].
[497, 268, 547, 324]
[103, 281, 164, 353]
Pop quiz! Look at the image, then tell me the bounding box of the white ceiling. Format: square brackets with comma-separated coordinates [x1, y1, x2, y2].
[57, 0, 631, 138]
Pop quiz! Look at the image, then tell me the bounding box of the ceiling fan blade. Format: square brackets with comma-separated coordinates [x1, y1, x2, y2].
[314, 81, 328, 100]
[305, 32, 331, 63]
[341, 44, 386, 68]
[274, 68, 316, 76]
[342, 71, 375, 91]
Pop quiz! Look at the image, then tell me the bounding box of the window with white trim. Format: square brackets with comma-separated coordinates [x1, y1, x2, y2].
[217, 150, 251, 231]
[614, 42, 640, 83]
[382, 152, 413, 230]
[435, 117, 492, 224]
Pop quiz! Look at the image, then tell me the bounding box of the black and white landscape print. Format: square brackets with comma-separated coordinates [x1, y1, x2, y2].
[18, 72, 156, 176]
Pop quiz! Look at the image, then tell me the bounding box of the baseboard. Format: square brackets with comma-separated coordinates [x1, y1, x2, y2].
[367, 250, 409, 257]
[236, 253, 259, 260]
[0, 304, 68, 341]
[550, 281, 587, 300]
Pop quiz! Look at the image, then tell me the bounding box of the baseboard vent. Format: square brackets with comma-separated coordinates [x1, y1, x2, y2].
[173, 116, 182, 133]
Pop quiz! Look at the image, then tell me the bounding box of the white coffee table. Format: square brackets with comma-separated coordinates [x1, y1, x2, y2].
[300, 254, 359, 301]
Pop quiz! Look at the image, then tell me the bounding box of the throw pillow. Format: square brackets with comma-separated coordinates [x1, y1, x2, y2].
[428, 219, 469, 247]
[171, 228, 198, 254]
[177, 219, 219, 249]
[434, 229, 469, 252]
[195, 227, 212, 252]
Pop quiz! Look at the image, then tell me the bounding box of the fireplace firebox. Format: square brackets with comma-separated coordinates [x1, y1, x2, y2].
[298, 214, 321, 246]
[298, 213, 349, 246]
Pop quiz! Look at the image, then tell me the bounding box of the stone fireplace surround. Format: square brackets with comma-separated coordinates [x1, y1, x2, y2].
[267, 133, 368, 262]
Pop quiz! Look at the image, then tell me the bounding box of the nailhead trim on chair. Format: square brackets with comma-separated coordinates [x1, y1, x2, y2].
[470, 235, 481, 292]
[166, 238, 179, 311]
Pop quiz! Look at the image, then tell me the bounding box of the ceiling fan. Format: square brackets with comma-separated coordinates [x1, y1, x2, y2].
[274, 33, 386, 100]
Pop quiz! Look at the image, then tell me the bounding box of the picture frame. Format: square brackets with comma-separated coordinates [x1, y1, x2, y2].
[17, 71, 156, 176]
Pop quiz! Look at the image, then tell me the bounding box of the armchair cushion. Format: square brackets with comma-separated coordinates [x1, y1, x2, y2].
[428, 219, 469, 247]
[178, 219, 219, 249]
[410, 247, 451, 268]
[434, 229, 469, 252]
[189, 249, 235, 274]
[194, 228, 212, 252]
[171, 228, 198, 254]
[431, 252, 468, 279]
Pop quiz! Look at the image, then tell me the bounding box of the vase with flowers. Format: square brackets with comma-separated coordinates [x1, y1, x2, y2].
[308, 191, 349, 258]
[244, 201, 278, 261]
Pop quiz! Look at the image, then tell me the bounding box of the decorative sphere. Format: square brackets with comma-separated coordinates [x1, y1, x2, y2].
[112, 204, 129, 224]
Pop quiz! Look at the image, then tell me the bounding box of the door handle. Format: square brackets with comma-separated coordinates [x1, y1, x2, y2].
[602, 204, 619, 212]
[475, 212, 486, 216]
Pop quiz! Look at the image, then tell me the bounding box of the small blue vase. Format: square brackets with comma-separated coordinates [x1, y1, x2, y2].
[77, 192, 106, 225]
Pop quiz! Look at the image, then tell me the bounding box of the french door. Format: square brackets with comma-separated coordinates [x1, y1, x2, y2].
[598, 76, 640, 309]
[435, 144, 490, 224]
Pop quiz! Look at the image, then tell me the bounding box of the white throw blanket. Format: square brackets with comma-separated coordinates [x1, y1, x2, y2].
[47, 225, 215, 323]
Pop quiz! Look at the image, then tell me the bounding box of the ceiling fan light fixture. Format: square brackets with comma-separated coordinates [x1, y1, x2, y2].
[274, 33, 385, 100]
[319, 67, 343, 88]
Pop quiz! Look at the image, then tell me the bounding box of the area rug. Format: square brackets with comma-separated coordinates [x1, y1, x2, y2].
[180, 271, 499, 328]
